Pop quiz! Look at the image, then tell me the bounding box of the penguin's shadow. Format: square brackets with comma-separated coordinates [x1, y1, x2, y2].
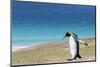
[67, 59, 74, 61]
[67, 58, 82, 61]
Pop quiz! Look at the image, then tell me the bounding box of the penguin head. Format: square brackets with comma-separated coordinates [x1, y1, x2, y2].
[63, 32, 78, 39]
[65, 32, 71, 37]
[63, 32, 71, 39]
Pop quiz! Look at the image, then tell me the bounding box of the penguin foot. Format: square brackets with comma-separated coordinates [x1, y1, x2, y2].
[77, 56, 82, 59]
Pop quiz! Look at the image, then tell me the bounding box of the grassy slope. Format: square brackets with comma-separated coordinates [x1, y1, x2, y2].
[12, 38, 95, 65]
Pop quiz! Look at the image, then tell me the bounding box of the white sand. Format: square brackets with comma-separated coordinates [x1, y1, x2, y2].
[12, 46, 29, 52]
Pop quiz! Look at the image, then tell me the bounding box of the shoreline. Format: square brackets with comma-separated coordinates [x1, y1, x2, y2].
[12, 46, 29, 52]
[12, 37, 95, 52]
[12, 40, 65, 52]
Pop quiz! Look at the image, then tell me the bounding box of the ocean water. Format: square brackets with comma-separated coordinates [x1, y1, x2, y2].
[12, 1, 96, 46]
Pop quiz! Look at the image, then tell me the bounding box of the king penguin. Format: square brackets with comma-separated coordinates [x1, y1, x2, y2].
[63, 32, 88, 60]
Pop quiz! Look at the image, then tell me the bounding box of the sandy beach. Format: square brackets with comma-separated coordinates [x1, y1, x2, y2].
[12, 38, 96, 66]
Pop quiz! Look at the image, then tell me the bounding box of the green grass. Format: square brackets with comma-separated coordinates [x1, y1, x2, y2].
[12, 39, 95, 65]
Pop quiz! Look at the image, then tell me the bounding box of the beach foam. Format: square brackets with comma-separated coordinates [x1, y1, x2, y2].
[12, 46, 29, 52]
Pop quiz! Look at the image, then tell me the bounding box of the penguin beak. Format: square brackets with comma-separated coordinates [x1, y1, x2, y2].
[63, 36, 66, 39]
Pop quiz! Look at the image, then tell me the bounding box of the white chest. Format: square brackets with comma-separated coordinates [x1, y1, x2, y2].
[69, 36, 77, 58]
[69, 36, 77, 48]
